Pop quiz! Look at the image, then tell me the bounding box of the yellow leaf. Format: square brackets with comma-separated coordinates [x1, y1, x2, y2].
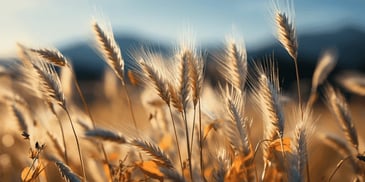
[159, 134, 173, 151]
[136, 160, 163, 181]
[270, 137, 292, 152]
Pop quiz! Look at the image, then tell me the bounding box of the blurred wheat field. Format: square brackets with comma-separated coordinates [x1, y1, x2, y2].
[1, 1, 365, 182]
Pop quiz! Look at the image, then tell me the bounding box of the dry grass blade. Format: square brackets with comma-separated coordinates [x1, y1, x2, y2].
[324, 85, 359, 151]
[92, 21, 125, 82]
[30, 48, 69, 67]
[336, 71, 365, 96]
[47, 131, 66, 161]
[85, 128, 126, 144]
[55, 160, 82, 182]
[322, 134, 362, 177]
[275, 12, 297, 60]
[11, 104, 28, 133]
[132, 139, 174, 169]
[217, 38, 247, 93]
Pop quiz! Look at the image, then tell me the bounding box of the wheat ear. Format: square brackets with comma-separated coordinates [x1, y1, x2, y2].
[55, 160, 82, 182]
[324, 85, 359, 151]
[308, 49, 337, 107]
[250, 59, 285, 180]
[222, 87, 251, 156]
[132, 139, 174, 169]
[85, 128, 126, 144]
[274, 1, 302, 110]
[289, 107, 314, 182]
[92, 21, 124, 81]
[336, 71, 365, 96]
[92, 21, 138, 131]
[217, 37, 247, 93]
[32, 47, 113, 179]
[30, 48, 69, 67]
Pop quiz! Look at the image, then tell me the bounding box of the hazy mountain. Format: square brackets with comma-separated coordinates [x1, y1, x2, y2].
[2, 25, 365, 85]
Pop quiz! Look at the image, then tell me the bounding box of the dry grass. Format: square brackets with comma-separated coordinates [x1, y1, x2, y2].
[1, 1, 365, 182]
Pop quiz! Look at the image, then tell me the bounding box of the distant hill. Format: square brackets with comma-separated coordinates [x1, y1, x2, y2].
[1, 25, 365, 85]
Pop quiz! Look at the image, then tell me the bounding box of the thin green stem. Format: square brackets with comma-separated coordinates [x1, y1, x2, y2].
[63, 107, 86, 182]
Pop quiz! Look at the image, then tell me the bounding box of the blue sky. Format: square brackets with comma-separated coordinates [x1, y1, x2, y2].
[1, 0, 364, 57]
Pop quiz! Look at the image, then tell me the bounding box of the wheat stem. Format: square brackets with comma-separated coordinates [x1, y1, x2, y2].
[328, 155, 351, 182]
[181, 111, 193, 181]
[168, 106, 184, 174]
[121, 80, 138, 134]
[63, 107, 86, 182]
[50, 104, 68, 164]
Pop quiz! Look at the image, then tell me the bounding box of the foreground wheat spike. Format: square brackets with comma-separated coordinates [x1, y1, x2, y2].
[250, 59, 285, 180]
[308, 49, 337, 107]
[251, 60, 284, 140]
[289, 107, 313, 182]
[85, 128, 127, 144]
[223, 88, 251, 156]
[222, 88, 256, 181]
[217, 37, 247, 93]
[324, 85, 359, 151]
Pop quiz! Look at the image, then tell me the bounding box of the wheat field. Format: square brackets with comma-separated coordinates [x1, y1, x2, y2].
[0, 2, 365, 182]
